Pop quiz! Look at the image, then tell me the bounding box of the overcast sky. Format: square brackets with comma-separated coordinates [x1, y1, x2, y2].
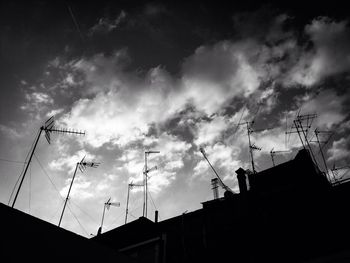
[1, 1, 349, 237]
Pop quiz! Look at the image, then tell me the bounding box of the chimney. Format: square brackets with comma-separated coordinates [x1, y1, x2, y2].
[211, 178, 219, 199]
[155, 210, 159, 223]
[236, 168, 247, 194]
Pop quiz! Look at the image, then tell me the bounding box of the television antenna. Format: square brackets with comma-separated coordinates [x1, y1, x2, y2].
[237, 121, 261, 173]
[98, 197, 120, 234]
[125, 181, 143, 224]
[58, 156, 100, 227]
[143, 150, 159, 218]
[11, 116, 85, 208]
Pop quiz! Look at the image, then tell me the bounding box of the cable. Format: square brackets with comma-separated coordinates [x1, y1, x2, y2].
[0, 158, 27, 164]
[8, 129, 40, 205]
[33, 153, 65, 200]
[69, 199, 100, 225]
[67, 4, 85, 43]
[67, 202, 89, 237]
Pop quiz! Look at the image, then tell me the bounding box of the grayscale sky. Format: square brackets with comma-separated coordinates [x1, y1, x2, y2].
[0, 0, 349, 237]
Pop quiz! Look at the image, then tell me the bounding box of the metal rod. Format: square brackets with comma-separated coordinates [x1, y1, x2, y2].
[246, 123, 256, 173]
[200, 149, 228, 192]
[271, 152, 276, 167]
[125, 184, 131, 224]
[12, 127, 43, 208]
[100, 202, 107, 232]
[58, 162, 79, 227]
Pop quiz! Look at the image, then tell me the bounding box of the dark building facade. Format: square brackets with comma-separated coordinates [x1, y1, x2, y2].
[2, 149, 349, 262]
[0, 203, 135, 262]
[92, 149, 350, 263]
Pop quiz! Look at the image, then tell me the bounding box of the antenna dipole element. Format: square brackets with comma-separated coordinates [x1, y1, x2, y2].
[237, 121, 261, 173]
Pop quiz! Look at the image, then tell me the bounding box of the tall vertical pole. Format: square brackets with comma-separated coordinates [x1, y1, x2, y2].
[271, 152, 276, 167]
[12, 127, 43, 208]
[100, 203, 107, 232]
[246, 123, 256, 173]
[58, 162, 79, 227]
[125, 184, 131, 224]
[143, 152, 148, 217]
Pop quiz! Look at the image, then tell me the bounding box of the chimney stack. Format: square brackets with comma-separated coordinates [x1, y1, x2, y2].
[155, 210, 159, 223]
[236, 168, 247, 194]
[211, 178, 219, 199]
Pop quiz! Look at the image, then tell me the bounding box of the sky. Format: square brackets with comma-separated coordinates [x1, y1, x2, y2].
[0, 0, 349, 237]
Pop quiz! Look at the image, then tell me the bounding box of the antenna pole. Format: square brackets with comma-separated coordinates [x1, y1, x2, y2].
[12, 127, 44, 208]
[246, 122, 257, 173]
[125, 184, 131, 224]
[144, 152, 148, 217]
[270, 150, 276, 167]
[143, 151, 159, 218]
[58, 162, 79, 227]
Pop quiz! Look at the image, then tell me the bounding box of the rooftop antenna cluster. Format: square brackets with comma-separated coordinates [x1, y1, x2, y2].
[11, 116, 85, 208]
[58, 156, 100, 227]
[143, 150, 159, 218]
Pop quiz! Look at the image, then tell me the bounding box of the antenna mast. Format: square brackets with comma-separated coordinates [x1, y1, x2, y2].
[125, 182, 143, 224]
[143, 150, 159, 218]
[11, 116, 85, 208]
[58, 156, 99, 227]
[237, 121, 261, 173]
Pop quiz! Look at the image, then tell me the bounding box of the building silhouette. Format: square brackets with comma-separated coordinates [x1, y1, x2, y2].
[1, 149, 350, 262]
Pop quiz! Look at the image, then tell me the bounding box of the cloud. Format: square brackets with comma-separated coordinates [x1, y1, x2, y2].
[89, 11, 127, 35]
[296, 89, 348, 129]
[194, 116, 229, 146]
[285, 17, 350, 86]
[49, 149, 96, 174]
[327, 137, 350, 162]
[181, 40, 267, 114]
[0, 124, 21, 139]
[21, 91, 53, 110]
